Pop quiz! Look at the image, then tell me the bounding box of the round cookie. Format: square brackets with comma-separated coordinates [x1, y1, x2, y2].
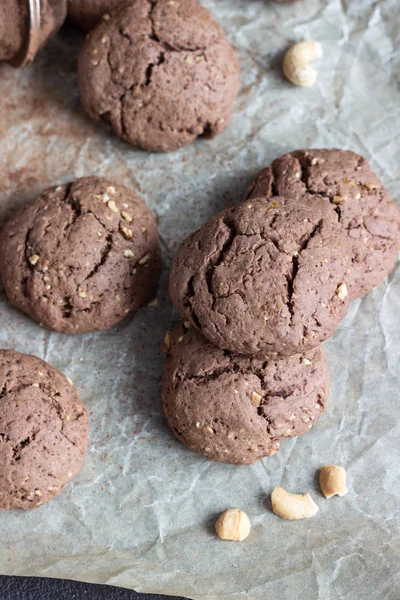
[68, 0, 126, 31]
[169, 196, 351, 358]
[162, 323, 330, 465]
[0, 350, 88, 510]
[246, 149, 400, 298]
[0, 176, 161, 334]
[77, 0, 240, 152]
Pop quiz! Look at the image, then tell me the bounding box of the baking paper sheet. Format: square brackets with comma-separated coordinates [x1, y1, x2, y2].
[1, 0, 400, 598]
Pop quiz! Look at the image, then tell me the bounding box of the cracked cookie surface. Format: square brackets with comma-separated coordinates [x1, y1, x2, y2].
[0, 176, 161, 334]
[162, 323, 330, 464]
[246, 149, 400, 298]
[169, 196, 350, 358]
[0, 350, 88, 510]
[77, 0, 240, 152]
[68, 0, 125, 31]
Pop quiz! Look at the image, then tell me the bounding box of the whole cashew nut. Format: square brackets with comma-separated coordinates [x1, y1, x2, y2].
[271, 486, 319, 520]
[319, 465, 348, 498]
[282, 40, 323, 87]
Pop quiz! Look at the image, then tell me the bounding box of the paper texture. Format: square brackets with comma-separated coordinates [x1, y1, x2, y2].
[1, 0, 399, 598]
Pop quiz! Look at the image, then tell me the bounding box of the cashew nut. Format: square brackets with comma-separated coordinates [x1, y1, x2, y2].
[319, 465, 348, 498]
[271, 486, 319, 520]
[282, 40, 323, 87]
[215, 508, 251, 541]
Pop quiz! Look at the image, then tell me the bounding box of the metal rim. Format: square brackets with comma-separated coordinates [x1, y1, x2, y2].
[13, 0, 41, 69]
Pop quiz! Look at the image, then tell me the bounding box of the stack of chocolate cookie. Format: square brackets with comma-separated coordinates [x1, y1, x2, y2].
[163, 149, 400, 465]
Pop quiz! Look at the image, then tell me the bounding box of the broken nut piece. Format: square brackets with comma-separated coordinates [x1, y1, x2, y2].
[215, 508, 251, 541]
[336, 282, 348, 301]
[319, 465, 348, 498]
[271, 486, 319, 520]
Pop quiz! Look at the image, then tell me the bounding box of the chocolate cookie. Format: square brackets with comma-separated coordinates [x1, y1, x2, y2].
[162, 323, 330, 465]
[0, 350, 88, 510]
[77, 0, 240, 152]
[246, 149, 400, 298]
[169, 196, 350, 358]
[68, 0, 126, 31]
[0, 177, 161, 334]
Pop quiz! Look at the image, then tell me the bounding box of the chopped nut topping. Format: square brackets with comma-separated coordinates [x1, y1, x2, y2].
[183, 320, 191, 329]
[295, 171, 300, 178]
[97, 231, 102, 237]
[78, 291, 87, 298]
[311, 157, 318, 165]
[163, 330, 171, 350]
[38, 371, 45, 377]
[32, 383, 39, 388]
[66, 377, 73, 386]
[138, 253, 150, 265]
[107, 199, 118, 213]
[102, 193, 110, 202]
[92, 48, 98, 55]
[178, 336, 184, 342]
[106, 186, 116, 194]
[204, 425, 214, 434]
[195, 422, 200, 428]
[355, 193, 361, 200]
[67, 472, 73, 478]
[102, 13, 111, 20]
[121, 211, 133, 223]
[302, 358, 312, 366]
[120, 225, 133, 239]
[251, 391, 262, 405]
[336, 282, 348, 301]
[332, 195, 346, 204]
[29, 254, 40, 266]
[101, 36, 107, 43]
[34, 489, 42, 496]
[124, 249, 134, 258]
[91, 60, 99, 66]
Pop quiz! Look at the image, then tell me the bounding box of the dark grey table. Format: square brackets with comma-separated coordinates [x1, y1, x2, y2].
[0, 577, 188, 600]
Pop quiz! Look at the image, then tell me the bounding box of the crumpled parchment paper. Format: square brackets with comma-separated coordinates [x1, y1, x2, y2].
[1, 0, 399, 598]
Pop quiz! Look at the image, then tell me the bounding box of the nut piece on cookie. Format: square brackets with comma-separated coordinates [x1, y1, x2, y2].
[0, 177, 161, 334]
[215, 508, 251, 541]
[169, 196, 351, 358]
[271, 487, 319, 520]
[77, 0, 240, 152]
[319, 465, 348, 498]
[246, 149, 400, 298]
[161, 323, 330, 465]
[0, 350, 88, 510]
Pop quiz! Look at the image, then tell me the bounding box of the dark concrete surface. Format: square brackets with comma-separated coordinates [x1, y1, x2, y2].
[0, 577, 189, 600]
